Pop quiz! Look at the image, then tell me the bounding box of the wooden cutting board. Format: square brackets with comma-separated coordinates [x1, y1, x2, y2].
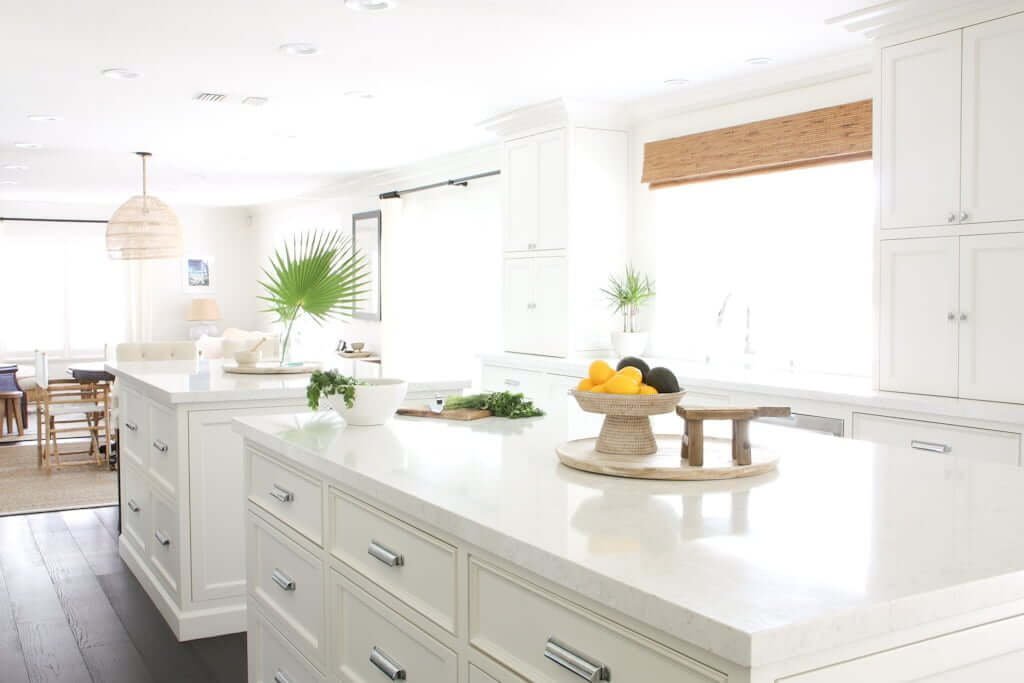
[396, 407, 492, 421]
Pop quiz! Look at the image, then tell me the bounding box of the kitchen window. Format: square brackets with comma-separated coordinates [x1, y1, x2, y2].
[0, 221, 127, 360]
[650, 159, 874, 377]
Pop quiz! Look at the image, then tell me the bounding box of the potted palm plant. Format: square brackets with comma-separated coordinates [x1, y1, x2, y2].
[258, 230, 370, 365]
[601, 266, 656, 357]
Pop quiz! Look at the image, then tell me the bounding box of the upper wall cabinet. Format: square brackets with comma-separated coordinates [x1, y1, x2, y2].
[961, 13, 1024, 225]
[880, 32, 962, 230]
[504, 129, 567, 253]
[880, 13, 1024, 230]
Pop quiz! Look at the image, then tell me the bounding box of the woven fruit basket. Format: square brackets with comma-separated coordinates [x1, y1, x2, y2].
[571, 390, 686, 456]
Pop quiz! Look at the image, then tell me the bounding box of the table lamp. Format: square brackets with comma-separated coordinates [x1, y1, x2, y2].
[187, 297, 221, 340]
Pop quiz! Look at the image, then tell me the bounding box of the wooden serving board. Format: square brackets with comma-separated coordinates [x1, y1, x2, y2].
[397, 407, 492, 421]
[557, 434, 779, 481]
[223, 362, 321, 375]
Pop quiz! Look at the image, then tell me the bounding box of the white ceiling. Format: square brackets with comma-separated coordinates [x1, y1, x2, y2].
[0, 0, 874, 207]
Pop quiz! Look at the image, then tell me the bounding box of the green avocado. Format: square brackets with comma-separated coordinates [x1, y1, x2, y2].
[646, 367, 680, 394]
[615, 356, 650, 382]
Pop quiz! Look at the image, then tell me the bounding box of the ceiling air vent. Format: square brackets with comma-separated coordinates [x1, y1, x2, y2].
[242, 96, 269, 107]
[193, 92, 228, 103]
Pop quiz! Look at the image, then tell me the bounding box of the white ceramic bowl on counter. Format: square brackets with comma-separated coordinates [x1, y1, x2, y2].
[327, 378, 408, 426]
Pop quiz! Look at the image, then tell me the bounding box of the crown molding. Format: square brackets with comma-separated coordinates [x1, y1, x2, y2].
[827, 0, 1024, 39]
[479, 98, 628, 139]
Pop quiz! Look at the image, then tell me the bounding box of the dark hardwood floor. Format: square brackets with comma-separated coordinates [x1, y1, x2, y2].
[0, 506, 246, 683]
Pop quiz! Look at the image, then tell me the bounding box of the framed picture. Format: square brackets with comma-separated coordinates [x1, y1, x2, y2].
[352, 210, 382, 320]
[183, 256, 214, 293]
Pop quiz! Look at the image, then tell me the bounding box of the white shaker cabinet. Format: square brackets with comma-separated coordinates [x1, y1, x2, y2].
[961, 12, 1024, 225]
[878, 238, 959, 397]
[503, 129, 566, 253]
[502, 256, 568, 357]
[879, 31, 962, 230]
[958, 233, 1024, 403]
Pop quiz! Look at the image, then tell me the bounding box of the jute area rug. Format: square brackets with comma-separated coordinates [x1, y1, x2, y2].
[0, 441, 117, 516]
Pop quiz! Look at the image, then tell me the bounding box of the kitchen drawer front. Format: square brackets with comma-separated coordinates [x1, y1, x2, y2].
[470, 664, 502, 683]
[248, 511, 326, 669]
[329, 489, 457, 634]
[148, 402, 178, 495]
[329, 569, 458, 683]
[119, 387, 148, 470]
[121, 461, 150, 555]
[149, 489, 181, 600]
[469, 558, 726, 683]
[249, 601, 326, 683]
[249, 448, 323, 546]
[853, 413, 1021, 466]
[481, 366, 545, 398]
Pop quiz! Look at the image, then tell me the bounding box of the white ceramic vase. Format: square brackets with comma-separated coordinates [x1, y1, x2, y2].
[611, 331, 649, 358]
[327, 378, 408, 426]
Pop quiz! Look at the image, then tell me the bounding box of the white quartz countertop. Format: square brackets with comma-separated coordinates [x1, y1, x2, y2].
[234, 404, 1024, 669]
[105, 359, 469, 404]
[480, 352, 1024, 425]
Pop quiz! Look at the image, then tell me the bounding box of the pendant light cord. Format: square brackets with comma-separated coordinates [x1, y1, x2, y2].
[136, 151, 151, 213]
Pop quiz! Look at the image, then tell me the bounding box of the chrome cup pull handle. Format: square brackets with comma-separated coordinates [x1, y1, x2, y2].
[911, 440, 952, 454]
[152, 439, 168, 453]
[271, 569, 296, 592]
[544, 637, 610, 682]
[273, 671, 292, 683]
[503, 378, 521, 387]
[154, 530, 171, 547]
[269, 485, 294, 503]
[368, 540, 404, 567]
[369, 646, 406, 680]
[124, 421, 138, 432]
[127, 498, 140, 513]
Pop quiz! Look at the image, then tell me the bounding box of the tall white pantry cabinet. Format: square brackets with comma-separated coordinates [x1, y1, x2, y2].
[877, 9, 1024, 403]
[491, 102, 628, 358]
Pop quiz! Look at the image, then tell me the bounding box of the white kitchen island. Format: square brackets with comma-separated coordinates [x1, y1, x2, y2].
[233, 402, 1024, 682]
[105, 358, 468, 641]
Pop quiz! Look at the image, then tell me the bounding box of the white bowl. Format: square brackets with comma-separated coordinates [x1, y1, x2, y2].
[234, 350, 261, 366]
[327, 378, 408, 426]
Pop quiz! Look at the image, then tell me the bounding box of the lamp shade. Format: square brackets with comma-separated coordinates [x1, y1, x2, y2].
[106, 194, 184, 259]
[187, 297, 221, 322]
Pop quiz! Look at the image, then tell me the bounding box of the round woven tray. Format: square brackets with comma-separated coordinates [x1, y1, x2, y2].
[570, 390, 685, 456]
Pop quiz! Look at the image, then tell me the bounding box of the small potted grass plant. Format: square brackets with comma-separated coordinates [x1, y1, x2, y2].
[601, 265, 656, 357]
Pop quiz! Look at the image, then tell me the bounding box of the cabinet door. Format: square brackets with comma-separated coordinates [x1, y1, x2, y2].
[879, 238, 958, 396]
[532, 257, 569, 357]
[958, 233, 1024, 403]
[880, 31, 962, 229]
[504, 137, 539, 252]
[502, 258, 535, 353]
[535, 129, 567, 251]
[962, 13, 1024, 224]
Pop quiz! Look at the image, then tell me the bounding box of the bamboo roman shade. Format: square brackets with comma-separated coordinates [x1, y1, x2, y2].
[641, 99, 873, 189]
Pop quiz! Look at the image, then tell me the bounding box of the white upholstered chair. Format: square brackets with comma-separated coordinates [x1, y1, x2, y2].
[115, 341, 198, 362]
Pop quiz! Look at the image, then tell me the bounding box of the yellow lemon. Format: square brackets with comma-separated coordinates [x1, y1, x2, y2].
[639, 384, 658, 395]
[577, 378, 595, 391]
[604, 374, 641, 395]
[590, 384, 608, 393]
[617, 366, 643, 382]
[588, 360, 615, 385]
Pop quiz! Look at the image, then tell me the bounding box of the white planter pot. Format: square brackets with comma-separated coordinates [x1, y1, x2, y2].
[611, 331, 649, 358]
[327, 378, 408, 426]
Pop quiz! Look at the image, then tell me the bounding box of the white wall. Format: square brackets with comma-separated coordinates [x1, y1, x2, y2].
[0, 199, 257, 350]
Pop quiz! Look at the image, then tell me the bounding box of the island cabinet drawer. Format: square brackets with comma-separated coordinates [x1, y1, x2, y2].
[481, 366, 546, 397]
[329, 489, 457, 634]
[249, 449, 323, 546]
[149, 490, 180, 600]
[469, 559, 726, 683]
[121, 462, 150, 555]
[119, 388, 148, 469]
[249, 602, 326, 683]
[852, 413, 1021, 466]
[329, 569, 458, 683]
[147, 402, 178, 495]
[248, 511, 326, 669]
[469, 664, 501, 682]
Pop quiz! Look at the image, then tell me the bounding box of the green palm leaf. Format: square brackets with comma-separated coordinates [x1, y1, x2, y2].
[257, 230, 372, 363]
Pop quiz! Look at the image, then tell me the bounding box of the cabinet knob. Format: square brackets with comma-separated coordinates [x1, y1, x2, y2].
[947, 312, 956, 322]
[947, 213, 957, 224]
[960, 211, 969, 222]
[960, 312, 968, 322]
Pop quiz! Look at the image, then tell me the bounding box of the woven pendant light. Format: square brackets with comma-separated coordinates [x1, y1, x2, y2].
[107, 152, 183, 260]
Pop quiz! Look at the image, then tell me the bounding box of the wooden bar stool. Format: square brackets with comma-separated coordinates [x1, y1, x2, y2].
[677, 405, 790, 467]
[1, 390, 25, 436]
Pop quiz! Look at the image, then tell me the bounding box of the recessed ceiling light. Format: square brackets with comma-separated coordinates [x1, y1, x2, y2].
[279, 42, 319, 56]
[344, 0, 398, 11]
[0, 180, 18, 185]
[664, 78, 690, 86]
[27, 114, 61, 122]
[3, 164, 28, 171]
[344, 90, 374, 100]
[102, 68, 142, 80]
[746, 57, 773, 65]
[14, 143, 42, 150]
